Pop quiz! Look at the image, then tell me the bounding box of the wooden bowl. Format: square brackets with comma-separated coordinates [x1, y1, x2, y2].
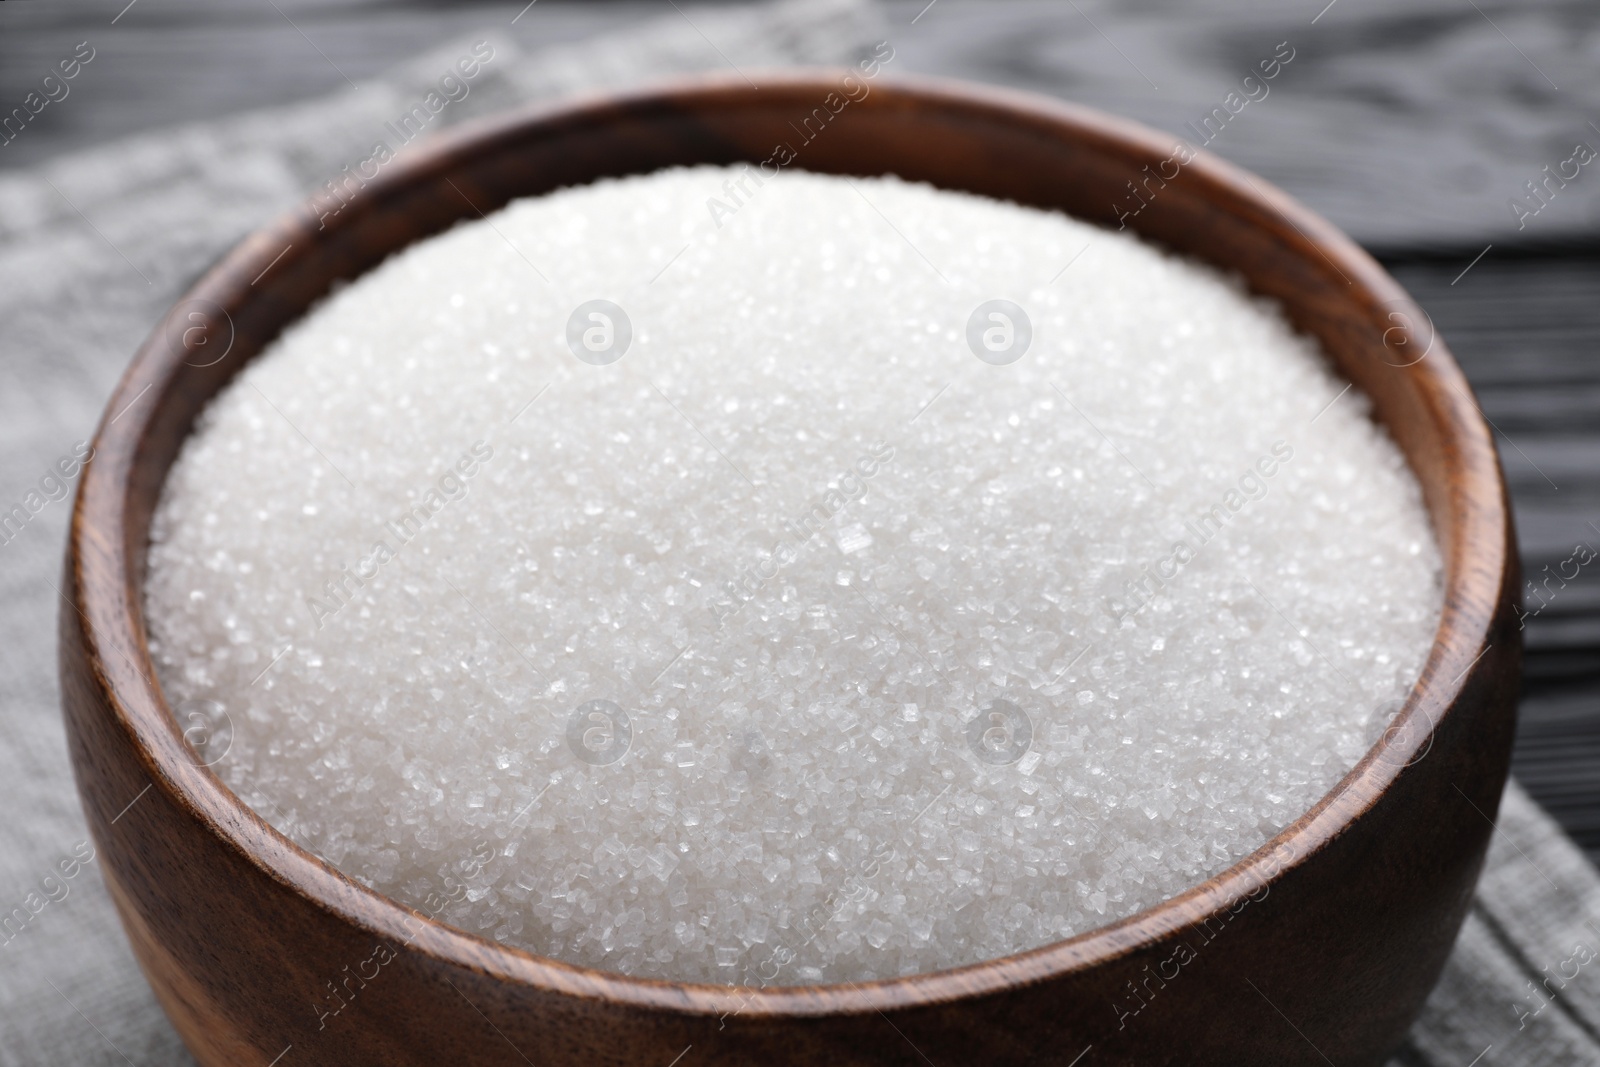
[61, 71, 1519, 1066]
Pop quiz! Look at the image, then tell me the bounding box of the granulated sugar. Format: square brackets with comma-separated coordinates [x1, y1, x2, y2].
[145, 166, 1442, 985]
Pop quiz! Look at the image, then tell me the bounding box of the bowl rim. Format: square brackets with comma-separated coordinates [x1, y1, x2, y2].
[69, 68, 1510, 1017]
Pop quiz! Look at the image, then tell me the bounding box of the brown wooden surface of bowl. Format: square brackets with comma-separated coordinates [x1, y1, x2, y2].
[60, 71, 1520, 1067]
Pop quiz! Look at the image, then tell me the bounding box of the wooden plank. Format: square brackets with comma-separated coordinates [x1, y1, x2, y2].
[6, 0, 1600, 249]
[0, 1, 648, 171]
[881, 0, 1600, 251]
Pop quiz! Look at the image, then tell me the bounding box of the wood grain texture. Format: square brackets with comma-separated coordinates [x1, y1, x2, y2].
[1382, 251, 1600, 865]
[60, 72, 1520, 1066]
[8, 0, 1598, 250]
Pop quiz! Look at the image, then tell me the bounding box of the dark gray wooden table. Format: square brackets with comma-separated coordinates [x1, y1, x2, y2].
[4, 0, 1596, 858]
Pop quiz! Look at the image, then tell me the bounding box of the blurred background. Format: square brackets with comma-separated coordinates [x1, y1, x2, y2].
[1, 1, 1597, 1063]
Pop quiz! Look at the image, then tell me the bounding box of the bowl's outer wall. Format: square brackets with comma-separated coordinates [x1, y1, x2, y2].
[61, 74, 1519, 1066]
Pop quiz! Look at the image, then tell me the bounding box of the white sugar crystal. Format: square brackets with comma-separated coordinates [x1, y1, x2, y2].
[145, 166, 1441, 987]
[835, 522, 874, 555]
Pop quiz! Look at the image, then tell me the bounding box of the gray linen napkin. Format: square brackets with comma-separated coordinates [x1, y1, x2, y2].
[0, 1, 1590, 1064]
[1395, 778, 1600, 1066]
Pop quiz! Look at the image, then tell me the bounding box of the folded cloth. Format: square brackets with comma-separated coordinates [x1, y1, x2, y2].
[1392, 778, 1600, 1066]
[0, 1, 1589, 1063]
